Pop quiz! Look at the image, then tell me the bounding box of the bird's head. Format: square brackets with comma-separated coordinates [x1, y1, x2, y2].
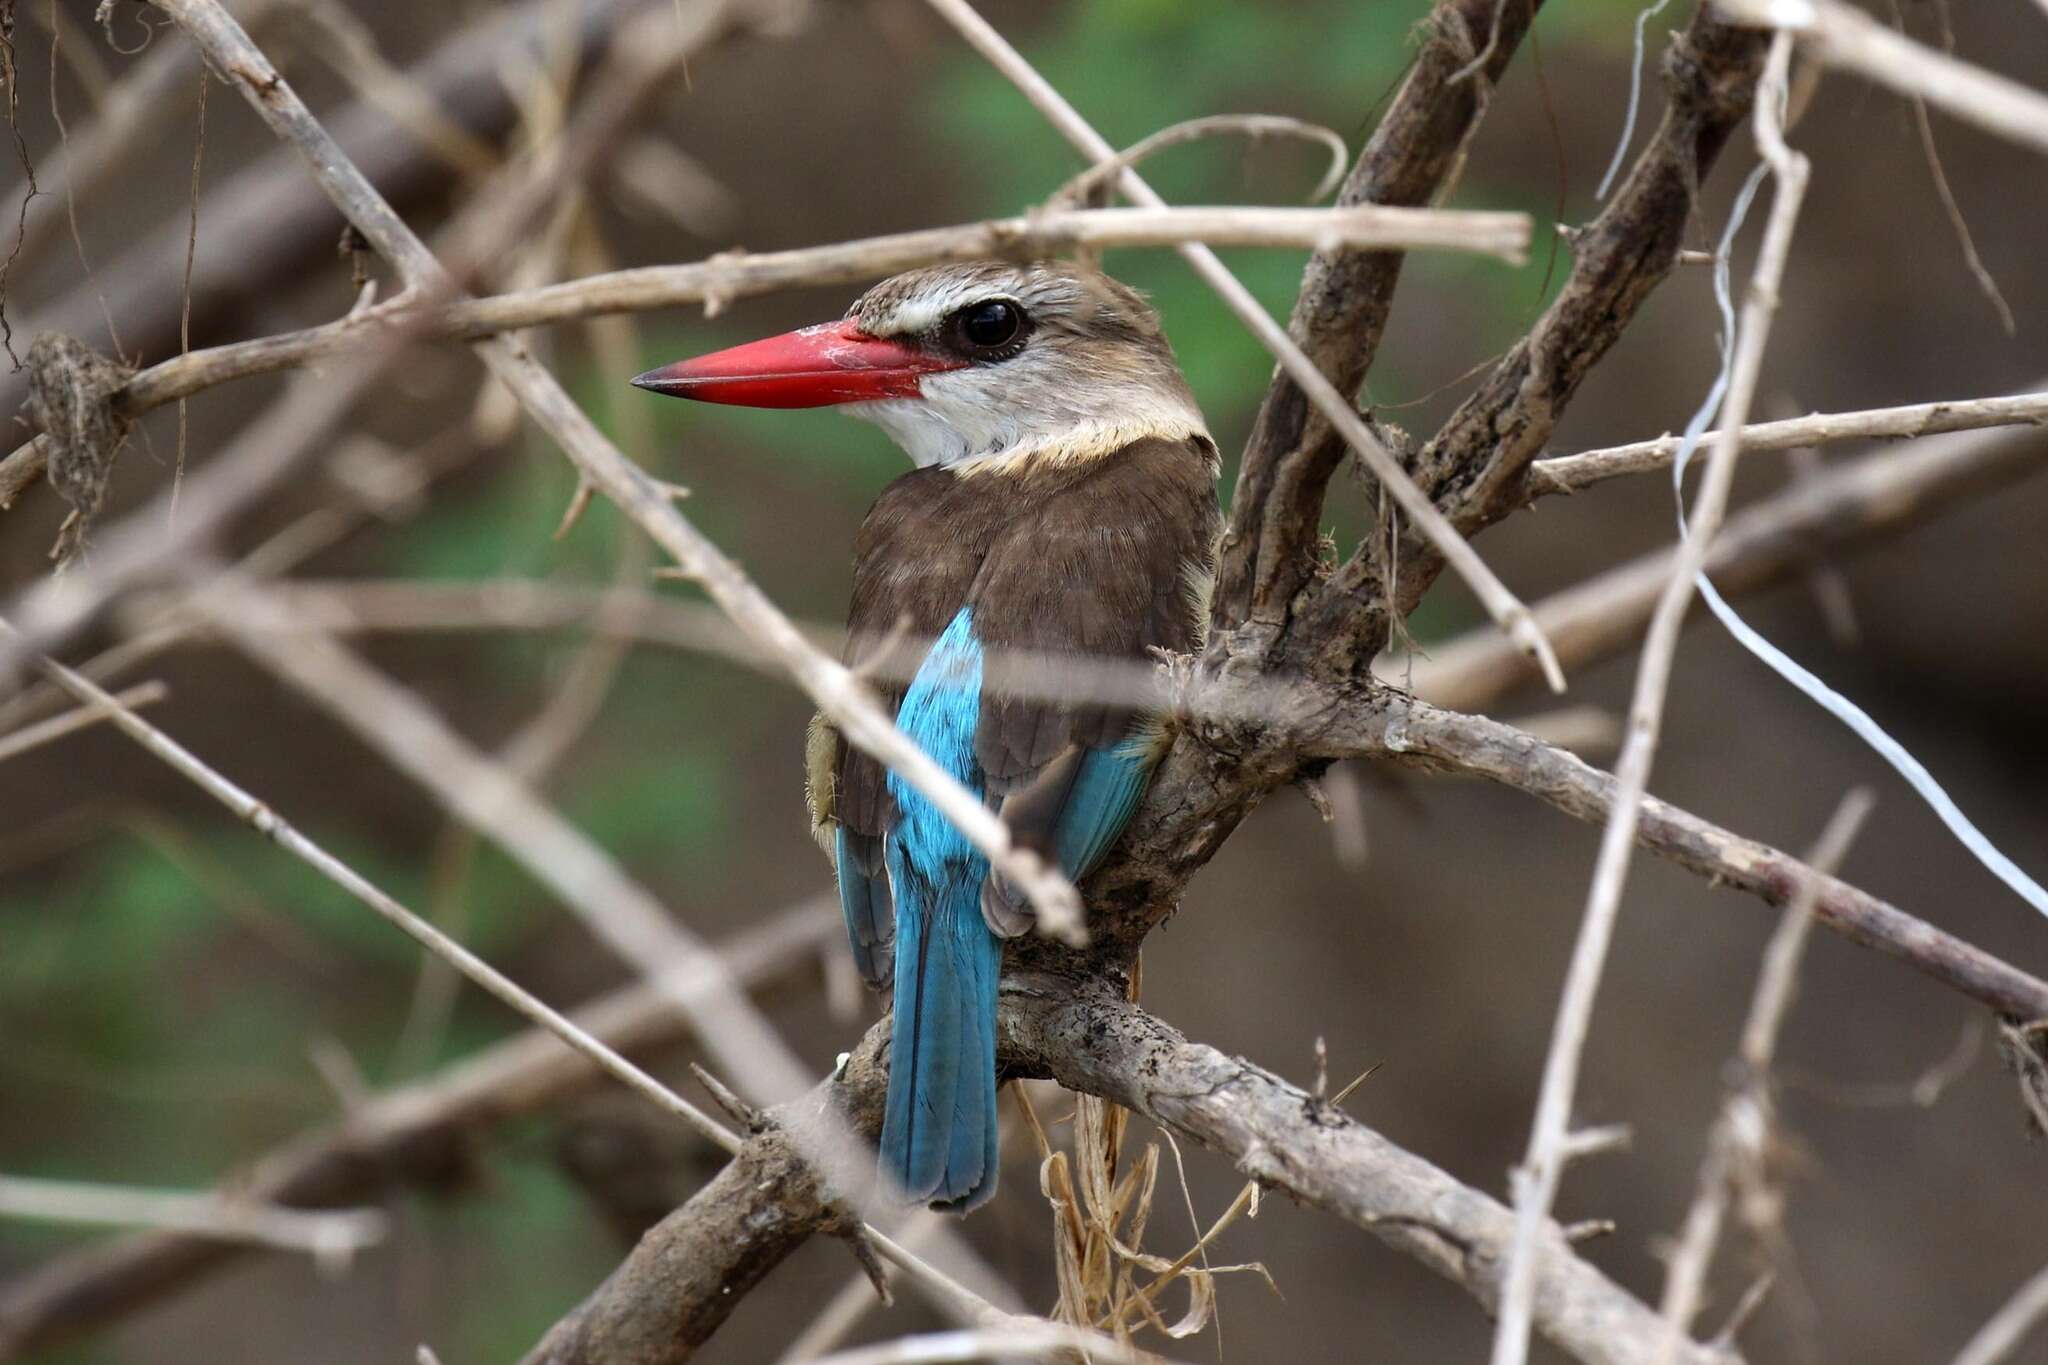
[633, 261, 1210, 471]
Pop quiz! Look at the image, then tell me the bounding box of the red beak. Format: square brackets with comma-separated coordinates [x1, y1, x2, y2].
[631, 318, 964, 409]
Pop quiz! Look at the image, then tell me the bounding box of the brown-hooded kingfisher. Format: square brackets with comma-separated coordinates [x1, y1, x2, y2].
[633, 262, 1220, 1210]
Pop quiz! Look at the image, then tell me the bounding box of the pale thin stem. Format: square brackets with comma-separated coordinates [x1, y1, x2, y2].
[0, 1175, 385, 1262]
[153, 0, 1085, 941]
[1528, 388, 2048, 495]
[0, 680, 165, 764]
[7, 628, 1022, 1333]
[1953, 1260, 2048, 1365]
[5, 626, 743, 1152]
[1402, 412, 2048, 713]
[1491, 34, 1809, 1365]
[1654, 789, 1874, 1364]
[802, 1325, 1175, 1365]
[922, 0, 1565, 693]
[0, 203, 1530, 501]
[1717, 0, 2048, 156]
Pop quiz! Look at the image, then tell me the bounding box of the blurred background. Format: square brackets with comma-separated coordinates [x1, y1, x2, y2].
[2, 0, 2045, 1360]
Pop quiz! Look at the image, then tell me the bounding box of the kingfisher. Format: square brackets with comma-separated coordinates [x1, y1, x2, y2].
[633, 261, 1220, 1210]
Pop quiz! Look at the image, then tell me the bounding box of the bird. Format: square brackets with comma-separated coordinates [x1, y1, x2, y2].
[633, 261, 1220, 1211]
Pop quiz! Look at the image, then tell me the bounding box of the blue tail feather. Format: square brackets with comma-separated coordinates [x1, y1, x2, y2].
[881, 608, 1002, 1210]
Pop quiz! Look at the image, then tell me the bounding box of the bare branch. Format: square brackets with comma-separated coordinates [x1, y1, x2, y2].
[0, 679, 164, 764]
[0, 203, 1532, 508]
[1494, 40, 1808, 1361]
[1716, 0, 2048, 155]
[1655, 789, 1875, 1362]
[1218, 0, 1544, 637]
[0, 1176, 384, 1264]
[1527, 387, 2048, 496]
[1951, 1259, 2048, 1365]
[0, 900, 839, 1357]
[1406, 416, 2048, 711]
[998, 981, 1739, 1365]
[530, 985, 1734, 1365]
[1298, 4, 1770, 671]
[1336, 695, 2048, 1022]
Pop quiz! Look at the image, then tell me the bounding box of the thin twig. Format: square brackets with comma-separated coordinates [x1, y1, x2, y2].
[0, 1175, 384, 1263]
[1407, 409, 2048, 711]
[801, 1325, 1178, 1365]
[1492, 41, 1808, 1362]
[1046, 113, 1351, 208]
[1526, 389, 2048, 495]
[0, 679, 165, 764]
[0, 898, 842, 1357]
[923, 0, 1566, 693]
[1653, 789, 1875, 1363]
[1346, 695, 2048, 1022]
[0, 203, 1532, 505]
[1951, 1259, 2048, 1365]
[1716, 0, 2048, 155]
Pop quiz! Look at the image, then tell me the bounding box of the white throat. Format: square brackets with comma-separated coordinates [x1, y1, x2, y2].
[844, 368, 1208, 471]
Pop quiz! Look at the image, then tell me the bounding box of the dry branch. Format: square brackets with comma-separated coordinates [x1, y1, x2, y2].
[0, 1176, 384, 1262]
[1526, 388, 2048, 496]
[1492, 36, 1808, 1363]
[1407, 417, 2048, 711]
[1952, 1258, 2048, 1365]
[1654, 789, 1873, 1361]
[0, 901, 838, 1359]
[527, 984, 1736, 1365]
[0, 679, 165, 764]
[1336, 696, 2048, 1022]
[0, 203, 1531, 504]
[1715, 0, 2048, 156]
[1297, 4, 1771, 671]
[1216, 0, 1544, 639]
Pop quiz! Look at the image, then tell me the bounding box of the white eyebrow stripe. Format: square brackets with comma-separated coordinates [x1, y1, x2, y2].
[874, 280, 990, 337]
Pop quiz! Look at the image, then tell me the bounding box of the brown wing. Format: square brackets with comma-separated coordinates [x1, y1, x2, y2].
[969, 437, 1219, 797]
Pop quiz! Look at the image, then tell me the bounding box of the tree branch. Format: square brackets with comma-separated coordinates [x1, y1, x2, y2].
[1215, 0, 1544, 639]
[1298, 4, 1771, 673]
[1408, 416, 2048, 711]
[524, 986, 1738, 1365]
[0, 203, 1530, 506]
[1334, 694, 2048, 1022]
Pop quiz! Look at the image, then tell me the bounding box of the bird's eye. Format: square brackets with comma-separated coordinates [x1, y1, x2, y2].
[957, 299, 1023, 353]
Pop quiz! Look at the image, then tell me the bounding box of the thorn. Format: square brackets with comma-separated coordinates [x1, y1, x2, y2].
[553, 479, 596, 541]
[844, 1225, 894, 1307]
[1297, 774, 1334, 823]
[1710, 1273, 1775, 1348]
[1563, 1218, 1616, 1243]
[1560, 1123, 1632, 1160]
[1329, 1061, 1383, 1108]
[688, 1062, 759, 1130]
[1677, 248, 1716, 267]
[1313, 1036, 1328, 1100]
